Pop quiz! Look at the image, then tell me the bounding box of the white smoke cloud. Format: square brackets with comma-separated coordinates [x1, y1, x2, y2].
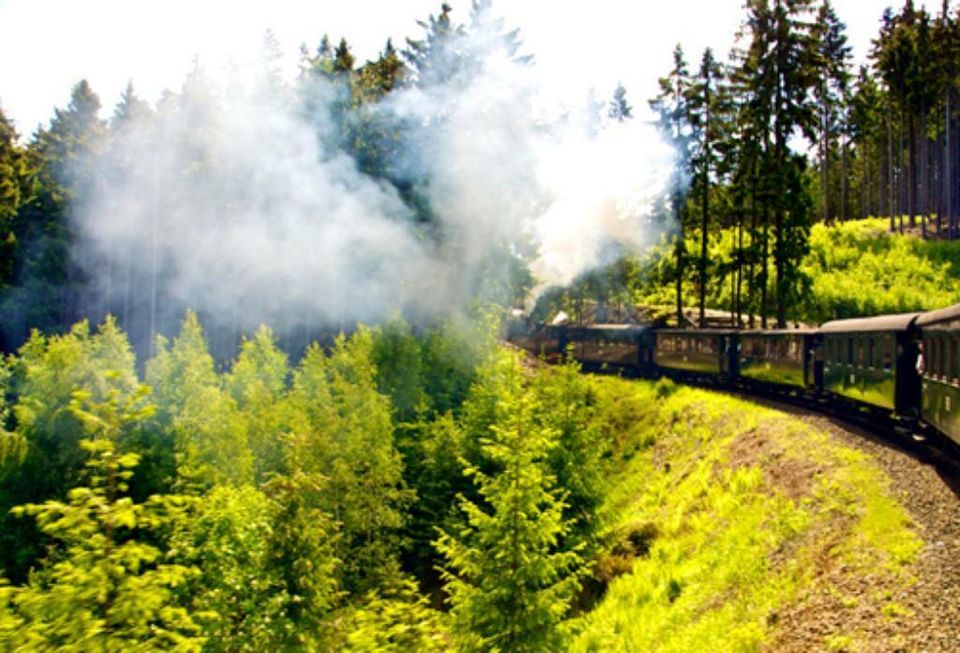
[72, 14, 675, 339]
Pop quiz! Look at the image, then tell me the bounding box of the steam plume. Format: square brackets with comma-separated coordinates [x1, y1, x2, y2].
[72, 14, 675, 345]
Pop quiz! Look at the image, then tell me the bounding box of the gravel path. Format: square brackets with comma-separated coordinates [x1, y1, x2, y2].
[763, 401, 960, 651]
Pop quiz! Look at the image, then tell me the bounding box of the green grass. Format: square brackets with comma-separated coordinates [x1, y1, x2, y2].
[572, 377, 923, 652]
[542, 216, 960, 326]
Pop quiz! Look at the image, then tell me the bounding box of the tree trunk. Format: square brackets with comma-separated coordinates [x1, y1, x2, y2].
[736, 213, 743, 327]
[747, 181, 757, 329]
[947, 89, 954, 238]
[888, 110, 896, 232]
[760, 205, 769, 330]
[821, 97, 829, 223]
[675, 222, 684, 326]
[699, 168, 708, 328]
[840, 134, 848, 221]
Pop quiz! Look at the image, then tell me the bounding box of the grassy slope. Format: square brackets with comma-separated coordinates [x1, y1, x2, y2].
[799, 218, 960, 323]
[573, 376, 922, 651]
[631, 217, 960, 324]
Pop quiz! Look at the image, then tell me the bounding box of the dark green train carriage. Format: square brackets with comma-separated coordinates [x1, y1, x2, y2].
[557, 324, 654, 373]
[916, 303, 960, 446]
[819, 313, 921, 414]
[654, 329, 738, 378]
[738, 329, 818, 390]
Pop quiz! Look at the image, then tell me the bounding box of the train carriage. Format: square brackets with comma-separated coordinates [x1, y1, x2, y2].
[559, 324, 654, 374]
[654, 329, 738, 378]
[738, 329, 818, 390]
[916, 303, 960, 446]
[819, 313, 921, 414]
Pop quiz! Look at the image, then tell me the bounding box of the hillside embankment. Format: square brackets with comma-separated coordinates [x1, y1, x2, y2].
[575, 377, 960, 651]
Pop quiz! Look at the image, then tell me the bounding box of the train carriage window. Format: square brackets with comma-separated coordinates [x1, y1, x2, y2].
[700, 337, 714, 355]
[934, 337, 943, 380]
[882, 335, 893, 371]
[940, 337, 947, 380]
[945, 337, 952, 381]
[951, 337, 958, 384]
[847, 337, 854, 365]
[856, 338, 865, 367]
[866, 338, 875, 369]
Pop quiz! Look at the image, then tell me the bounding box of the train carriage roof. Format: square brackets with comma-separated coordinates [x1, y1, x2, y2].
[915, 303, 960, 328]
[819, 312, 921, 333]
[546, 323, 651, 342]
[656, 328, 737, 335]
[738, 328, 818, 337]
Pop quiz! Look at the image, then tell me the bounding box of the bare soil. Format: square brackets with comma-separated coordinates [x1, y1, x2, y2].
[756, 405, 960, 652]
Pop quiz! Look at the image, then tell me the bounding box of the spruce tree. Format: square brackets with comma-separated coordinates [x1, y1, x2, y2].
[649, 45, 692, 325]
[436, 351, 582, 652]
[812, 0, 852, 223]
[608, 83, 633, 122]
[0, 108, 29, 290]
[9, 390, 202, 650]
[685, 47, 730, 326]
[146, 311, 253, 490]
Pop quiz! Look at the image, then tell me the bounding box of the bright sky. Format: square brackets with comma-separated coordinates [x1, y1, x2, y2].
[0, 0, 945, 137]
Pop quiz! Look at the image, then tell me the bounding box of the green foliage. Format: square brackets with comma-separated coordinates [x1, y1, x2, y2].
[170, 484, 291, 650]
[571, 378, 923, 651]
[0, 356, 22, 466]
[0, 108, 31, 290]
[559, 217, 960, 327]
[7, 389, 202, 651]
[532, 359, 606, 553]
[0, 317, 140, 580]
[226, 325, 290, 481]
[260, 470, 341, 648]
[799, 217, 960, 321]
[345, 579, 451, 652]
[170, 480, 339, 650]
[287, 328, 411, 595]
[147, 312, 252, 490]
[436, 350, 584, 652]
[370, 315, 427, 424]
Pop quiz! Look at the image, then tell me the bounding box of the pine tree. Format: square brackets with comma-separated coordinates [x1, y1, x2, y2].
[403, 3, 466, 89]
[736, 0, 818, 327]
[287, 329, 410, 595]
[812, 0, 852, 223]
[3, 81, 107, 342]
[649, 45, 692, 325]
[608, 83, 633, 122]
[226, 325, 290, 481]
[146, 311, 253, 490]
[8, 390, 202, 650]
[0, 108, 29, 291]
[436, 351, 582, 652]
[686, 47, 731, 326]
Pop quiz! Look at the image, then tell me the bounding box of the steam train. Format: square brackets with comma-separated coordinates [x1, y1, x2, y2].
[512, 303, 960, 450]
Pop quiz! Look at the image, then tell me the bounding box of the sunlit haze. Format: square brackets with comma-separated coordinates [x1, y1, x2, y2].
[0, 0, 943, 135]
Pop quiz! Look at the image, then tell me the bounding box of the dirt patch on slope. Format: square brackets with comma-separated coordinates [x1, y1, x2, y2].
[749, 406, 960, 652]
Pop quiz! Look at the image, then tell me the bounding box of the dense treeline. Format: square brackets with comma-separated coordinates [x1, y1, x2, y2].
[537, 217, 960, 327]
[0, 1, 543, 360]
[645, 0, 960, 329]
[0, 310, 623, 649]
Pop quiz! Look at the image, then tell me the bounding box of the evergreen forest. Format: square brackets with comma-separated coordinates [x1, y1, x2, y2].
[0, 0, 958, 649]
